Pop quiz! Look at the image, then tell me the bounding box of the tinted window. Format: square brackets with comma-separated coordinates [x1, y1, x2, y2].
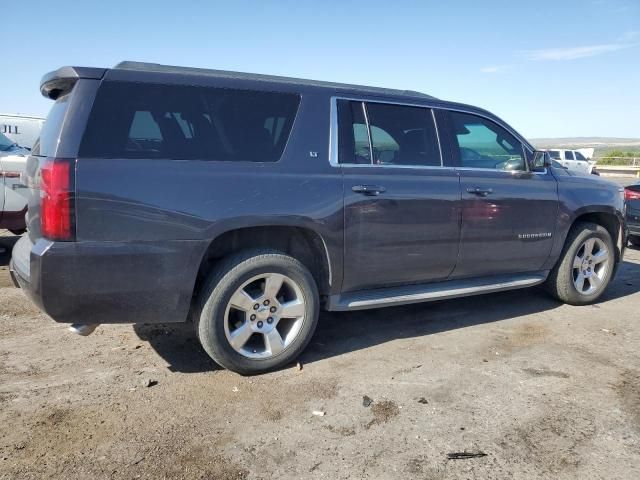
[338, 101, 371, 164]
[80, 82, 300, 162]
[35, 94, 71, 157]
[365, 103, 440, 166]
[337, 100, 440, 167]
[548, 150, 561, 160]
[564, 151, 574, 160]
[448, 111, 525, 171]
[574, 151, 586, 161]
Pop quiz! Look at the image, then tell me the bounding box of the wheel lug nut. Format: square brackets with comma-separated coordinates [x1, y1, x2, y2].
[253, 304, 260, 310]
[267, 317, 273, 324]
[257, 321, 263, 328]
[250, 314, 256, 321]
[270, 306, 277, 313]
[263, 299, 270, 306]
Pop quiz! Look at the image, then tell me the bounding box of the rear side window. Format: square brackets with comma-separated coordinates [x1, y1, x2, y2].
[366, 103, 440, 167]
[338, 101, 371, 164]
[337, 100, 441, 167]
[564, 151, 575, 160]
[79, 82, 300, 162]
[548, 150, 561, 160]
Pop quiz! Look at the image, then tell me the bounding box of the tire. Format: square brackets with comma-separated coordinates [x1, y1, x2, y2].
[9, 229, 25, 236]
[545, 222, 615, 305]
[629, 235, 640, 247]
[194, 249, 319, 375]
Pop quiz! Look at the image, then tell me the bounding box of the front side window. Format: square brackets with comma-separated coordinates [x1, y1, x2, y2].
[448, 111, 525, 171]
[564, 151, 575, 160]
[574, 151, 586, 161]
[337, 100, 440, 167]
[80, 82, 300, 162]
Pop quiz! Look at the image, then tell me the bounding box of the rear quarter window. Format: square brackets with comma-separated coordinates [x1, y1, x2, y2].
[34, 94, 71, 157]
[79, 81, 300, 162]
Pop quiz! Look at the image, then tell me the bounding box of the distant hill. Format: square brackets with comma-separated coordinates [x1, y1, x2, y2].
[529, 137, 640, 156]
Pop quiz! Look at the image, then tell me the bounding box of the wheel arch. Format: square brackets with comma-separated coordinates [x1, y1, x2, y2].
[192, 225, 333, 306]
[567, 207, 624, 264]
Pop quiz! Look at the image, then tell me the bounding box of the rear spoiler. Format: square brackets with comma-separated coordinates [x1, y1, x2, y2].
[40, 66, 107, 100]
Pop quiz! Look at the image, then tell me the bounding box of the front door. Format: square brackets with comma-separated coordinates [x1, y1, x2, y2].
[337, 100, 461, 292]
[440, 110, 558, 278]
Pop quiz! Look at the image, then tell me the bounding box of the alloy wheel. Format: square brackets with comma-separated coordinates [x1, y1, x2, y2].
[223, 273, 306, 359]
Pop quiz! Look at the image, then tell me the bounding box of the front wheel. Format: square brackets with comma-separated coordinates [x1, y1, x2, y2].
[629, 235, 640, 247]
[195, 249, 319, 375]
[546, 222, 615, 305]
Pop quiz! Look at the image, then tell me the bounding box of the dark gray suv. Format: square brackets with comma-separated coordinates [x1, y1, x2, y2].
[11, 62, 626, 374]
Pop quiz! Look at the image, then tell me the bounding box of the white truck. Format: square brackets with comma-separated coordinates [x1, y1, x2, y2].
[547, 149, 598, 175]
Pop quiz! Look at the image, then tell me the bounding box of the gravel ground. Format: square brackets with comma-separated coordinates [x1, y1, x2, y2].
[0, 232, 639, 480]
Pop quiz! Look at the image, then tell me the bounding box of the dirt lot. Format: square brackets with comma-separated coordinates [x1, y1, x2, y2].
[1, 234, 639, 480]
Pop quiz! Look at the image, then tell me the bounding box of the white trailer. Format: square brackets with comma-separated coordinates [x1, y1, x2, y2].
[0, 113, 45, 149]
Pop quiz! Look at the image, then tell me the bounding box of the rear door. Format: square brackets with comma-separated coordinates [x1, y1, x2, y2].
[337, 99, 461, 292]
[440, 109, 558, 278]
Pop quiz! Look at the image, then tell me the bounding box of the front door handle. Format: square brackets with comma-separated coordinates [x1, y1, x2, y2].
[466, 187, 493, 197]
[352, 185, 386, 196]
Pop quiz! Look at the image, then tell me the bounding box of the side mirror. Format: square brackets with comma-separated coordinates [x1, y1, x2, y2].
[532, 151, 551, 172]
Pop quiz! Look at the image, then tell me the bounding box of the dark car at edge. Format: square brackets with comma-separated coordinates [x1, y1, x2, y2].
[625, 181, 640, 246]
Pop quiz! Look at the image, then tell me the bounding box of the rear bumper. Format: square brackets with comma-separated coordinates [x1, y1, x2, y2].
[10, 235, 206, 325]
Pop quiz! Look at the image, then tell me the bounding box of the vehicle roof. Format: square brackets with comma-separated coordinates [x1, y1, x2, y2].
[41, 61, 438, 103]
[111, 61, 438, 101]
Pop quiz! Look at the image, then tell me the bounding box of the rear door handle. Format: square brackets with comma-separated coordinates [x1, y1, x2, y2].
[466, 187, 493, 197]
[352, 185, 386, 196]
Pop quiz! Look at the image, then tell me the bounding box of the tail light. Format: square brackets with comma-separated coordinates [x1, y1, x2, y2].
[41, 158, 75, 241]
[624, 188, 640, 201]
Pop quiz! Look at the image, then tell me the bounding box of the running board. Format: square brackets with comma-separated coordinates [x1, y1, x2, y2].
[327, 272, 549, 311]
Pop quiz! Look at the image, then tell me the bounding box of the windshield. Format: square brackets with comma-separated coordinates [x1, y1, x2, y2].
[0, 131, 16, 151]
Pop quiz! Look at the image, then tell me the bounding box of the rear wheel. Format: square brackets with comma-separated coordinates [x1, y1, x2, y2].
[546, 222, 614, 305]
[629, 235, 640, 247]
[195, 249, 319, 375]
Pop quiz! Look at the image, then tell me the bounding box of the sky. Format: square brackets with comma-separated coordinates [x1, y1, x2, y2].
[2, 0, 639, 139]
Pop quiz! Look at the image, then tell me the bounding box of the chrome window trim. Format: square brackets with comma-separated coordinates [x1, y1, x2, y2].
[456, 166, 548, 175]
[361, 102, 374, 165]
[431, 109, 444, 167]
[329, 97, 339, 166]
[340, 163, 456, 171]
[328, 95, 541, 174]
